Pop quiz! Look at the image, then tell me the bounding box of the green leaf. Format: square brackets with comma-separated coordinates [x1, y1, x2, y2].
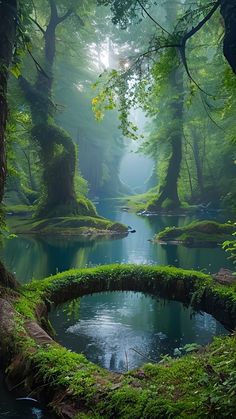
[10, 64, 21, 78]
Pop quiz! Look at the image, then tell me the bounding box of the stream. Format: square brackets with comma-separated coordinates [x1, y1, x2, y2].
[0, 202, 233, 417]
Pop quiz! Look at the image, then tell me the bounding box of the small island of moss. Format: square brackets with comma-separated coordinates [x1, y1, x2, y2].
[10, 215, 128, 237]
[6, 201, 128, 238]
[154, 220, 235, 247]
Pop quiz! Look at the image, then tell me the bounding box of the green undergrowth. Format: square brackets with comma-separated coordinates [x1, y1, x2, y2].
[123, 190, 198, 214]
[124, 189, 159, 212]
[17, 334, 236, 418]
[156, 220, 235, 246]
[5, 204, 35, 215]
[101, 335, 236, 419]
[36, 196, 97, 219]
[11, 264, 236, 418]
[9, 215, 128, 236]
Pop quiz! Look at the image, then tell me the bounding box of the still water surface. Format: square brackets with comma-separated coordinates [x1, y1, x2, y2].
[0, 203, 233, 417]
[49, 291, 227, 373]
[1, 202, 233, 281]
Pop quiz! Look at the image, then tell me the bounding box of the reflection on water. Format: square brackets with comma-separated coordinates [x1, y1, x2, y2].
[50, 291, 228, 372]
[1, 203, 233, 282]
[0, 202, 232, 416]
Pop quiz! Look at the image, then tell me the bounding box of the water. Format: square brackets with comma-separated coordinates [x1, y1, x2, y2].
[1, 202, 233, 282]
[0, 202, 233, 416]
[0, 372, 49, 419]
[49, 291, 228, 373]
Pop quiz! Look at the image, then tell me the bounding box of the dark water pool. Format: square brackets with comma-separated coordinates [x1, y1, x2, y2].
[49, 291, 228, 373]
[0, 372, 50, 419]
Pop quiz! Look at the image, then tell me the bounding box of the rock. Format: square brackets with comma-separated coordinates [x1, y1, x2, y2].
[25, 321, 54, 345]
[213, 268, 236, 285]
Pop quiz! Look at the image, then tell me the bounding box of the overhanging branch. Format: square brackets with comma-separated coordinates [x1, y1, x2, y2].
[29, 16, 46, 35]
[182, 0, 221, 45]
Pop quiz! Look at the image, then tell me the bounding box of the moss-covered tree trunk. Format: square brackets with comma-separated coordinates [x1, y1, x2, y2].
[148, 66, 184, 211]
[19, 0, 90, 217]
[0, 0, 18, 289]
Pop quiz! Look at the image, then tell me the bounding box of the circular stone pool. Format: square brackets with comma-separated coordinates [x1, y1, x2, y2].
[49, 291, 228, 372]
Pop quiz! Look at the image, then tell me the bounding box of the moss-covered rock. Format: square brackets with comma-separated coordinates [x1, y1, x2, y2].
[155, 220, 235, 247]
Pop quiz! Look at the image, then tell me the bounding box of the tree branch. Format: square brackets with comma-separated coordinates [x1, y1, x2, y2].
[57, 9, 73, 24]
[177, 1, 221, 96]
[29, 16, 45, 35]
[48, 0, 58, 20]
[27, 48, 50, 79]
[200, 93, 225, 131]
[137, 0, 172, 37]
[182, 0, 220, 44]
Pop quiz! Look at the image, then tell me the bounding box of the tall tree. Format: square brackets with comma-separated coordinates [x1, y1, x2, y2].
[147, 0, 185, 210]
[0, 0, 19, 288]
[19, 0, 96, 217]
[96, 0, 236, 210]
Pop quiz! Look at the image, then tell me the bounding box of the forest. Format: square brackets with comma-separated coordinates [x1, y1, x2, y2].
[0, 0, 236, 418]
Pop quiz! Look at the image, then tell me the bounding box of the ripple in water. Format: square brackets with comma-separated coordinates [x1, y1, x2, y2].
[50, 291, 228, 372]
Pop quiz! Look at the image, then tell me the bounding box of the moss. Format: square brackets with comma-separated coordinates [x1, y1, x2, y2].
[127, 190, 158, 213]
[21, 186, 39, 204]
[9, 215, 128, 237]
[37, 197, 97, 219]
[17, 264, 236, 328]
[4, 264, 236, 418]
[5, 204, 35, 215]
[147, 197, 180, 212]
[122, 190, 197, 214]
[156, 220, 235, 246]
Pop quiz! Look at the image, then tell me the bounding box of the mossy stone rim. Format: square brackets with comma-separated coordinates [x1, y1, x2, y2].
[3, 265, 236, 418]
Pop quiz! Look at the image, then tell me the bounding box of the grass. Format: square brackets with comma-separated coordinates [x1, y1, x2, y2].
[5, 204, 35, 215]
[123, 189, 159, 213]
[121, 190, 200, 214]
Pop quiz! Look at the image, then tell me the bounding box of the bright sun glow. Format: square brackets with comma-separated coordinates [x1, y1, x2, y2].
[100, 50, 109, 68]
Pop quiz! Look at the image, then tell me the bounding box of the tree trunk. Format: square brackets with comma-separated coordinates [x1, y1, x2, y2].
[148, 66, 184, 211]
[221, 0, 236, 74]
[0, 0, 18, 289]
[0, 261, 18, 289]
[192, 135, 205, 200]
[19, 1, 82, 217]
[0, 0, 17, 203]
